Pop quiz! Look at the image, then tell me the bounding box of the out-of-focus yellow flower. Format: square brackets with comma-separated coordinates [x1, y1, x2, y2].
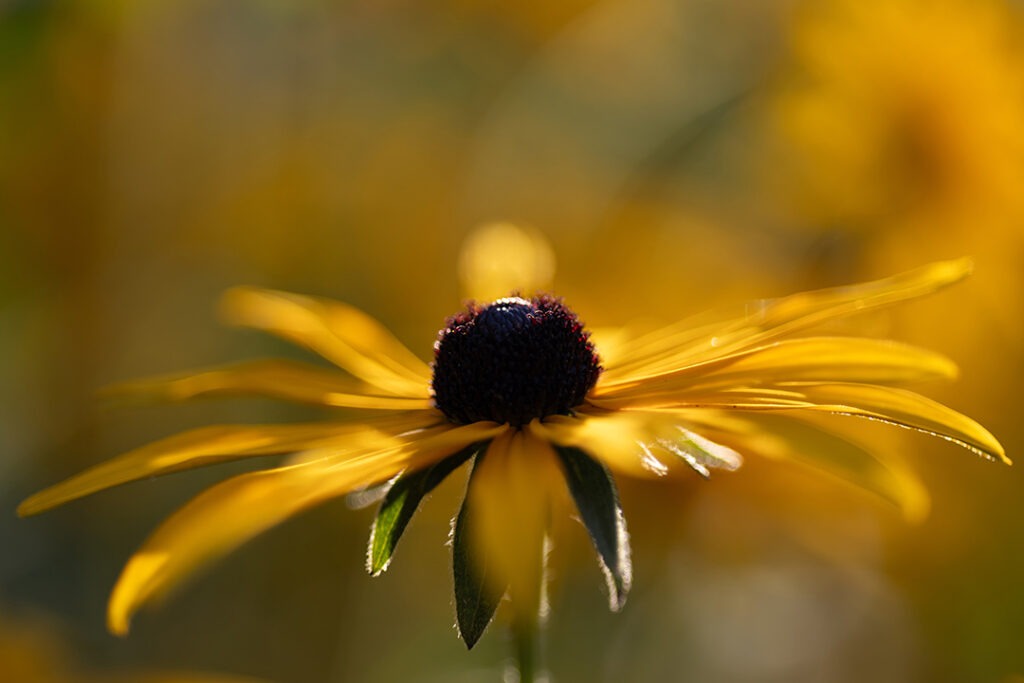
[457, 222, 556, 302]
[771, 0, 1024, 231]
[18, 231, 1006, 650]
[763, 0, 1024, 385]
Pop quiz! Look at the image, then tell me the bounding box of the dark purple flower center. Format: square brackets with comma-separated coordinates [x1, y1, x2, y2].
[431, 295, 601, 427]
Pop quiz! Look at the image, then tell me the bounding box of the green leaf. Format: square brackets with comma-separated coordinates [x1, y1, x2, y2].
[452, 454, 506, 649]
[367, 442, 483, 576]
[555, 446, 632, 611]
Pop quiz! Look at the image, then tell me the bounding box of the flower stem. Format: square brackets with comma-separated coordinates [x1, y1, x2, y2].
[512, 616, 541, 683]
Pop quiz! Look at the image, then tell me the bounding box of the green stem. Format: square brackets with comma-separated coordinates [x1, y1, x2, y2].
[512, 616, 541, 683]
[511, 510, 550, 682]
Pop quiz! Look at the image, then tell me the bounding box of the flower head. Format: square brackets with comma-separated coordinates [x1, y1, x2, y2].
[18, 244, 1007, 648]
[432, 294, 601, 426]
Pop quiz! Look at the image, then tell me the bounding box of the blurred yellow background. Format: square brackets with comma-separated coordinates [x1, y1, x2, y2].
[2, 0, 1022, 681]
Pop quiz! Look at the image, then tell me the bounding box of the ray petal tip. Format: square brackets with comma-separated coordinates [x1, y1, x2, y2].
[218, 286, 275, 324]
[107, 615, 131, 638]
[930, 257, 973, 285]
[16, 489, 60, 518]
[15, 497, 38, 518]
[106, 595, 133, 637]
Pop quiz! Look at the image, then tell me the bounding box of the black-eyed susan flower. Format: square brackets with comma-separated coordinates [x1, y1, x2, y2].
[18, 248, 1007, 656]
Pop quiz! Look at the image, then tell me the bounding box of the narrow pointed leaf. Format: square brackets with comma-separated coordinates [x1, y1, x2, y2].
[452, 456, 506, 649]
[368, 442, 483, 576]
[554, 446, 632, 611]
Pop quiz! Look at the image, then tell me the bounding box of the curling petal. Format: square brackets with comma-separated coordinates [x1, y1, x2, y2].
[679, 410, 930, 521]
[101, 359, 433, 410]
[465, 429, 563, 623]
[596, 337, 958, 398]
[107, 421, 508, 635]
[604, 258, 972, 382]
[107, 457, 360, 635]
[792, 383, 1009, 464]
[220, 287, 432, 397]
[532, 410, 741, 479]
[595, 383, 1008, 464]
[531, 413, 671, 479]
[18, 412, 450, 517]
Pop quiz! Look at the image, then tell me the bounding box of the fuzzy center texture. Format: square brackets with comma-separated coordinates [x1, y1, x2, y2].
[431, 296, 601, 426]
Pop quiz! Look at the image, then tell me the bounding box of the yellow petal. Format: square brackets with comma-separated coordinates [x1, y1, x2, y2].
[531, 409, 741, 479]
[586, 326, 631, 369]
[18, 412, 444, 516]
[589, 386, 811, 411]
[679, 410, 930, 521]
[220, 287, 432, 397]
[595, 337, 958, 398]
[107, 457, 360, 636]
[747, 258, 971, 335]
[531, 413, 669, 479]
[107, 420, 508, 635]
[101, 358, 434, 410]
[789, 383, 1010, 464]
[467, 428, 564, 619]
[597, 382, 1008, 464]
[603, 258, 972, 382]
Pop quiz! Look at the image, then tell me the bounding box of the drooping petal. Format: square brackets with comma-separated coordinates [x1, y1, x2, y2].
[603, 258, 972, 383]
[101, 359, 433, 410]
[220, 287, 433, 397]
[17, 412, 443, 517]
[531, 413, 668, 478]
[678, 410, 930, 521]
[107, 420, 508, 636]
[532, 410, 740, 479]
[595, 337, 958, 397]
[107, 456, 361, 636]
[595, 383, 1008, 464]
[462, 429, 565, 627]
[790, 383, 1010, 464]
